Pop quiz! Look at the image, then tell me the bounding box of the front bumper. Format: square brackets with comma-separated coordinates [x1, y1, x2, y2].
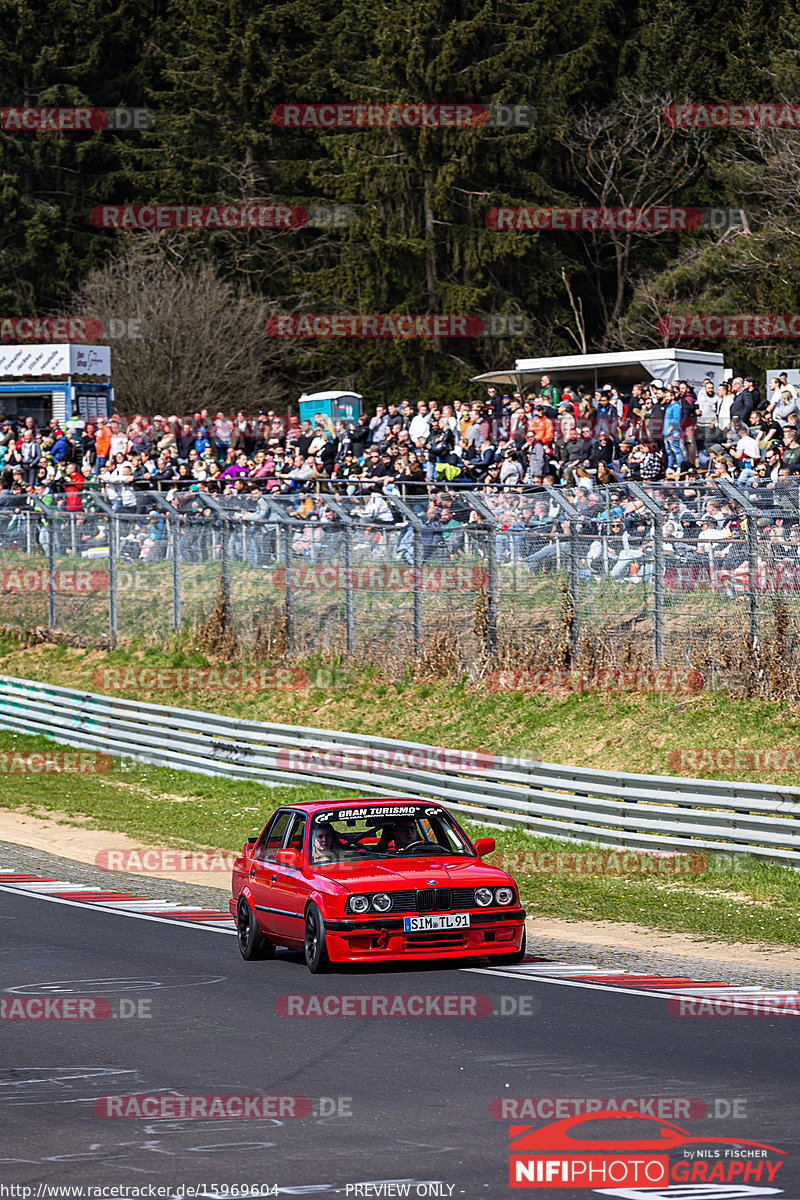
[323, 908, 526, 962]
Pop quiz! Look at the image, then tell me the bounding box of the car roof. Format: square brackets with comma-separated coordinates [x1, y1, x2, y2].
[281, 797, 436, 813]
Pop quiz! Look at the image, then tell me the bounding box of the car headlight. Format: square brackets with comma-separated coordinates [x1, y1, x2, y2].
[474, 887, 494, 907]
[349, 895, 370, 914]
[371, 893, 392, 912]
[494, 887, 515, 906]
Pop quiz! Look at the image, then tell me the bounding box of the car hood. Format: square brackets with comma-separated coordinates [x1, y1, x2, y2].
[316, 858, 515, 892]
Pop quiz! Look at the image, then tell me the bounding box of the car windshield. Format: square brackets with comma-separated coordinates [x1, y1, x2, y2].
[309, 803, 473, 864]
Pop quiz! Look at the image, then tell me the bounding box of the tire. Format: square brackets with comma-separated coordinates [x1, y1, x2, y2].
[304, 903, 330, 974]
[492, 927, 526, 966]
[237, 898, 274, 961]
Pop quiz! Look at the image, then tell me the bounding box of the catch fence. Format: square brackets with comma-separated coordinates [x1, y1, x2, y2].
[2, 480, 800, 670]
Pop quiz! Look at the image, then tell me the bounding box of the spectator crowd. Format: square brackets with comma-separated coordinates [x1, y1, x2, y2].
[1, 372, 798, 508]
[0, 373, 797, 584]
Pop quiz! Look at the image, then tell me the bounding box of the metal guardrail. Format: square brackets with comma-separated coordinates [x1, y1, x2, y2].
[0, 673, 798, 864]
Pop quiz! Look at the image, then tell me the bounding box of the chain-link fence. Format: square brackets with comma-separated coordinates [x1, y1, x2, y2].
[3, 480, 800, 672]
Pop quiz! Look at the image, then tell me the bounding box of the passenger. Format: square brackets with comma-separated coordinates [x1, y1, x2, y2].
[312, 822, 340, 864]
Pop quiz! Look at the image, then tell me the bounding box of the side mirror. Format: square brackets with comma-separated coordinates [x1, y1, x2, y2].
[276, 848, 301, 868]
[474, 837, 496, 857]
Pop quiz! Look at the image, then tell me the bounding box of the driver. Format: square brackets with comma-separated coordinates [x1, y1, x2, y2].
[312, 821, 340, 864]
[394, 818, 418, 850]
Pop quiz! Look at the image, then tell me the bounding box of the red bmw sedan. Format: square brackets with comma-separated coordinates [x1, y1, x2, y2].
[230, 797, 526, 972]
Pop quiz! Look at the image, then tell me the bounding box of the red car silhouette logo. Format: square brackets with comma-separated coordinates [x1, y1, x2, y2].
[510, 1110, 784, 1154]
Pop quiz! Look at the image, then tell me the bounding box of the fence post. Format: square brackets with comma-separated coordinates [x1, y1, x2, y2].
[569, 520, 580, 656]
[717, 479, 768, 654]
[343, 521, 354, 653]
[542, 484, 583, 657]
[25, 511, 32, 555]
[627, 484, 666, 667]
[653, 507, 664, 665]
[463, 492, 498, 659]
[70, 512, 78, 557]
[283, 523, 295, 653]
[413, 524, 422, 656]
[171, 515, 181, 630]
[747, 517, 760, 649]
[221, 516, 231, 625]
[108, 513, 118, 645]
[47, 515, 56, 628]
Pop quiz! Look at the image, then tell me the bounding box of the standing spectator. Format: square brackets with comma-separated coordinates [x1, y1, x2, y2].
[19, 430, 41, 484]
[213, 411, 233, 454]
[409, 401, 432, 445]
[696, 379, 718, 449]
[662, 389, 682, 474]
[539, 375, 561, 407]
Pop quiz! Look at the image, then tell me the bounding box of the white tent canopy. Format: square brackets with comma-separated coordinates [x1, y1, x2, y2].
[472, 348, 725, 395]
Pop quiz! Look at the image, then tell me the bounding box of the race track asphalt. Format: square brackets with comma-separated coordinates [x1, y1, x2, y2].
[1, 885, 799, 1198]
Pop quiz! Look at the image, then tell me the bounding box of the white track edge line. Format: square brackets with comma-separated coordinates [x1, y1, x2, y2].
[0, 882, 237, 934]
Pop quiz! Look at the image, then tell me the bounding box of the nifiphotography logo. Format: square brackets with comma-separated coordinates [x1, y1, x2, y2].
[507, 1110, 785, 1188]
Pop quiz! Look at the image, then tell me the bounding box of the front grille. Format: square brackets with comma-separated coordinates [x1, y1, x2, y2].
[416, 887, 452, 912]
[380, 892, 416, 913]
[451, 887, 476, 908]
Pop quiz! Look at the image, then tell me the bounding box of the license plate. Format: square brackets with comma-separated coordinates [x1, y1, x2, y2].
[404, 914, 470, 932]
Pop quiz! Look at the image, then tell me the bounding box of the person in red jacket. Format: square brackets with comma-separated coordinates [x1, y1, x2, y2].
[65, 466, 85, 511]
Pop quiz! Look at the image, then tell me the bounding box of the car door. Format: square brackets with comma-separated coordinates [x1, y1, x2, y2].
[268, 813, 310, 944]
[248, 809, 292, 936]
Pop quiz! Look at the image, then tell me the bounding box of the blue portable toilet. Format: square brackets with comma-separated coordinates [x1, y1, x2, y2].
[298, 390, 363, 426]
